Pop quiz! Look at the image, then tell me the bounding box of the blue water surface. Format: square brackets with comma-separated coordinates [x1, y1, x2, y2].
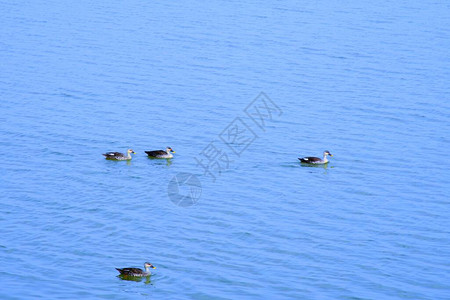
[1, 0, 449, 299]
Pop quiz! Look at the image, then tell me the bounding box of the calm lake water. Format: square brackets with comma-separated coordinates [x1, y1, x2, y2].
[1, 0, 449, 299]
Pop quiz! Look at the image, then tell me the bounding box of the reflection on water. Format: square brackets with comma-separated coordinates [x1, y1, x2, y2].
[147, 157, 172, 167]
[117, 275, 152, 285]
[299, 163, 330, 169]
[299, 162, 335, 174]
[102, 159, 133, 166]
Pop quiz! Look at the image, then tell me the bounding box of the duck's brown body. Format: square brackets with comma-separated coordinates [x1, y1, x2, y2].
[116, 267, 149, 277]
[298, 156, 325, 164]
[103, 149, 135, 160]
[116, 262, 155, 277]
[298, 151, 333, 165]
[145, 147, 175, 158]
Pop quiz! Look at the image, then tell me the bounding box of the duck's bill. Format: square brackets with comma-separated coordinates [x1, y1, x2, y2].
[171, 151, 176, 153]
[132, 152, 136, 154]
[152, 266, 156, 269]
[329, 154, 333, 156]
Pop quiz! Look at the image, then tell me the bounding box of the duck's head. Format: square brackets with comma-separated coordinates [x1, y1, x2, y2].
[128, 149, 136, 154]
[144, 262, 156, 269]
[166, 147, 175, 153]
[324, 150, 333, 157]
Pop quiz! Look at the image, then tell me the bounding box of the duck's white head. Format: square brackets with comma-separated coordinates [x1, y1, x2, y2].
[166, 147, 175, 154]
[127, 149, 136, 154]
[324, 150, 332, 157]
[144, 262, 156, 269]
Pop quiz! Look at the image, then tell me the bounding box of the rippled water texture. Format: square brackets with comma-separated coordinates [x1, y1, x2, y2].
[1, 0, 449, 299]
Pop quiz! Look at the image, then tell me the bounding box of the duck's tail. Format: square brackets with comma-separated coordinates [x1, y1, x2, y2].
[116, 268, 123, 273]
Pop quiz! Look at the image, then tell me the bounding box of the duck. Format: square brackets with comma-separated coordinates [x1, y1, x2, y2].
[102, 149, 136, 160]
[116, 262, 156, 277]
[145, 147, 175, 158]
[298, 150, 333, 164]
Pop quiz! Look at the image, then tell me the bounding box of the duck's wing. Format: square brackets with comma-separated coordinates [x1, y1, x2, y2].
[103, 152, 125, 157]
[116, 267, 145, 276]
[145, 150, 166, 156]
[298, 156, 322, 163]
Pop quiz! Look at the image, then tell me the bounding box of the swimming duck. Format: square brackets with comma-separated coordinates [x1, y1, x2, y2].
[298, 150, 333, 164]
[102, 149, 136, 160]
[116, 262, 156, 277]
[145, 147, 175, 158]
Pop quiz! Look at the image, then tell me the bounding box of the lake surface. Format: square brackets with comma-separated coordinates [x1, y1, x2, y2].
[1, 1, 449, 299]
